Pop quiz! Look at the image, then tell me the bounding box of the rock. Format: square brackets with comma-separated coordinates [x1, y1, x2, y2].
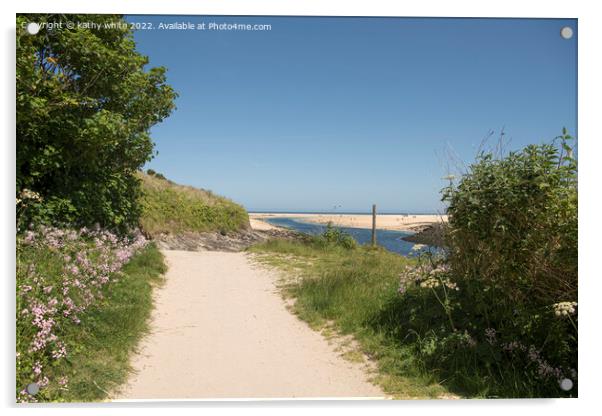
[402, 223, 447, 247]
[153, 228, 301, 252]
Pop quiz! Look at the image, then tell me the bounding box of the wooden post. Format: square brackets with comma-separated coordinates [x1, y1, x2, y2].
[371, 204, 377, 247]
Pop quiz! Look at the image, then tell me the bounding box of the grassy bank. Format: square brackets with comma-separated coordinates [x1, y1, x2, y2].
[138, 171, 249, 237]
[17, 229, 166, 402]
[249, 238, 454, 399]
[250, 237, 576, 398]
[63, 244, 165, 401]
[249, 133, 577, 399]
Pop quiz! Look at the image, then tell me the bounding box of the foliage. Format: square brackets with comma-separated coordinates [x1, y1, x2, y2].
[16, 226, 164, 402]
[318, 223, 358, 249]
[395, 249, 576, 397]
[391, 129, 578, 397]
[16, 14, 177, 231]
[137, 172, 249, 236]
[146, 169, 168, 181]
[442, 128, 577, 305]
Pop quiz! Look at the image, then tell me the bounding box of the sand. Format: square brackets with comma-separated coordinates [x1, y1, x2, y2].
[249, 217, 279, 231]
[250, 213, 447, 232]
[114, 250, 385, 400]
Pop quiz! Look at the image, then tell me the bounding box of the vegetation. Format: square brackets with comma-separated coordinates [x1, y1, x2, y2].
[16, 14, 176, 232]
[415, 128, 577, 397]
[251, 130, 577, 398]
[16, 226, 165, 402]
[320, 223, 358, 249]
[250, 239, 452, 399]
[137, 172, 249, 237]
[15, 14, 254, 403]
[145, 169, 168, 182]
[15, 12, 577, 402]
[443, 129, 577, 307]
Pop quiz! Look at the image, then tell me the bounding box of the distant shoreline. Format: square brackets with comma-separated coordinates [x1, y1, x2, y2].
[249, 212, 447, 232]
[248, 210, 443, 216]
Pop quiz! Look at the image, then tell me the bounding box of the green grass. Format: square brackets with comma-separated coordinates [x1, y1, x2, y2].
[137, 172, 249, 236]
[17, 242, 166, 402]
[248, 239, 455, 399]
[60, 244, 166, 401]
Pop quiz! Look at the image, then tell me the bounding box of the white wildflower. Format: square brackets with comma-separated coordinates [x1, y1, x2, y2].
[411, 244, 427, 253]
[420, 277, 440, 289]
[552, 301, 577, 317]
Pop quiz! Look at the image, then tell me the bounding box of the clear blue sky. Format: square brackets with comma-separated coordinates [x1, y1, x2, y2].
[127, 16, 577, 213]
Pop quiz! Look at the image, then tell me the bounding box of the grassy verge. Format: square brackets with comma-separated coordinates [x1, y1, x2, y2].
[17, 230, 166, 403]
[137, 171, 249, 236]
[248, 238, 454, 399]
[62, 244, 166, 401]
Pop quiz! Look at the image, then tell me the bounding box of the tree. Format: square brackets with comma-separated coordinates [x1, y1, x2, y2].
[16, 14, 177, 231]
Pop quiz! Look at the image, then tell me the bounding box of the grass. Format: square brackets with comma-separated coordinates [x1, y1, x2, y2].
[137, 171, 249, 237]
[17, 241, 166, 402]
[248, 238, 455, 399]
[61, 244, 166, 401]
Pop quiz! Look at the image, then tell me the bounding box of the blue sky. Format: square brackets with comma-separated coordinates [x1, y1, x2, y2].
[127, 16, 577, 213]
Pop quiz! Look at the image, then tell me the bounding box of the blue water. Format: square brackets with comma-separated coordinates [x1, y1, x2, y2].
[264, 217, 421, 256]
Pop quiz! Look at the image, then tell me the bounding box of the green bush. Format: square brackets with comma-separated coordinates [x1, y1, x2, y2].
[393, 129, 578, 397]
[442, 129, 577, 305]
[318, 223, 358, 249]
[16, 14, 177, 232]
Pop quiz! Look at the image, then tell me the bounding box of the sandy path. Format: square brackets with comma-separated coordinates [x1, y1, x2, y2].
[115, 250, 385, 400]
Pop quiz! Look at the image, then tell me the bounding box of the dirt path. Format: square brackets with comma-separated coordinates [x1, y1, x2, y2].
[114, 250, 385, 400]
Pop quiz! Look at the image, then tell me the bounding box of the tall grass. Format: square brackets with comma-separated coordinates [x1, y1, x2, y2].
[250, 239, 453, 399]
[137, 172, 249, 236]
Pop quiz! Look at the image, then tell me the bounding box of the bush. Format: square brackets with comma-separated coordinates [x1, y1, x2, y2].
[146, 169, 167, 181]
[442, 129, 577, 305]
[16, 14, 177, 232]
[318, 223, 358, 249]
[395, 129, 578, 397]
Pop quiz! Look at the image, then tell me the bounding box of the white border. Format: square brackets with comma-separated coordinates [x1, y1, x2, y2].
[2, 1, 600, 415]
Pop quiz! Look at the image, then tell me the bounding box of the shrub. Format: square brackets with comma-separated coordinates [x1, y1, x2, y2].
[395, 130, 578, 397]
[16, 14, 177, 232]
[319, 223, 358, 249]
[442, 129, 577, 305]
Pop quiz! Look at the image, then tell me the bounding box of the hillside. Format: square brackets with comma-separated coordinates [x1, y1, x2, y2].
[138, 171, 250, 237]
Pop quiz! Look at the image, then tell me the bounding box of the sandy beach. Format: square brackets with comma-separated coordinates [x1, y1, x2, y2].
[250, 213, 447, 232]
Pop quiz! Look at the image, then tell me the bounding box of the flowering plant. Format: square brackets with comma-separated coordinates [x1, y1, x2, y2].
[16, 226, 147, 402]
[396, 245, 577, 397]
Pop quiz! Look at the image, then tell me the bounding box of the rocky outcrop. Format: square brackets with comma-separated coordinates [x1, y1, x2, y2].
[402, 222, 447, 247]
[153, 228, 300, 252]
